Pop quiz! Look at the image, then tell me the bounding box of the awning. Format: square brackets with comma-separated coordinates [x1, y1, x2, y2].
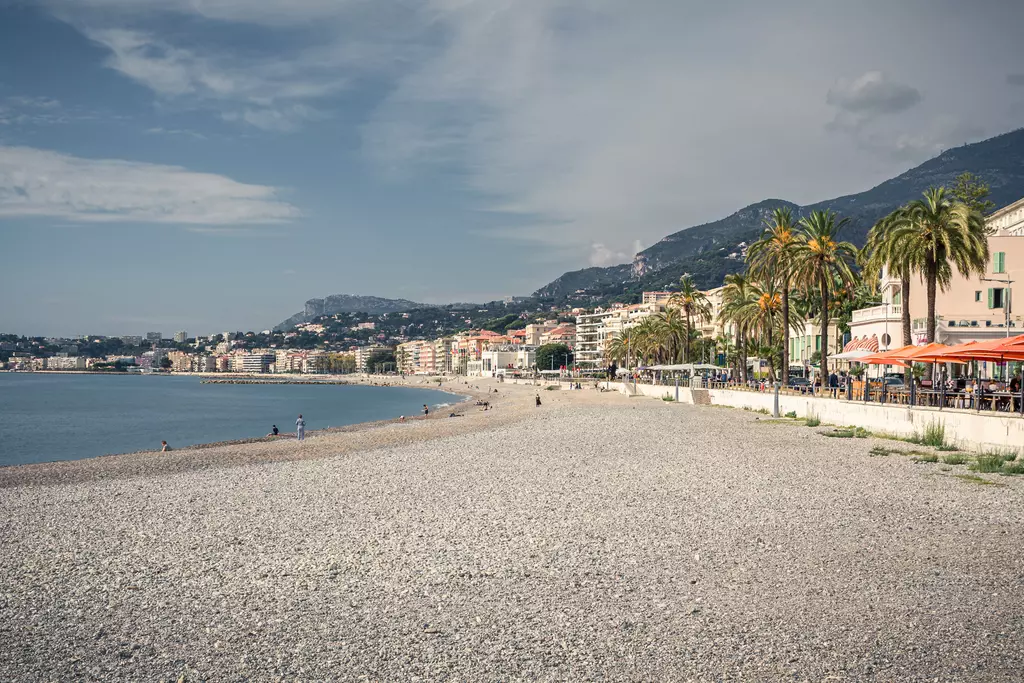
[832, 349, 876, 361]
[926, 335, 1024, 362]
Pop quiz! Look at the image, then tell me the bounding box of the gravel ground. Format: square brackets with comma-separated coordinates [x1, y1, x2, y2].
[2, 381, 1023, 681]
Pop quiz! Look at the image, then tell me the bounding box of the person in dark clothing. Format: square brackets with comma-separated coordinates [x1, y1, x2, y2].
[829, 372, 839, 398]
[1011, 374, 1022, 394]
[535, 394, 542, 407]
[272, 425, 279, 436]
[423, 404, 429, 417]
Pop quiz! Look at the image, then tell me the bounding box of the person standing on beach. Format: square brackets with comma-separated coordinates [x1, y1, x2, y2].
[422, 404, 429, 417]
[296, 414, 306, 441]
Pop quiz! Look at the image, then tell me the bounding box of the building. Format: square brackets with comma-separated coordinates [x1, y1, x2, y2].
[354, 346, 389, 372]
[121, 335, 143, 347]
[166, 350, 193, 372]
[540, 324, 576, 347]
[788, 320, 843, 369]
[849, 196, 1024, 347]
[524, 322, 558, 346]
[173, 331, 188, 344]
[642, 291, 673, 306]
[467, 349, 536, 377]
[575, 309, 622, 371]
[146, 332, 162, 343]
[45, 356, 87, 370]
[238, 353, 273, 373]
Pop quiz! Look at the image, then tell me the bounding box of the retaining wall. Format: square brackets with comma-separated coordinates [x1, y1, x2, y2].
[625, 382, 1024, 453]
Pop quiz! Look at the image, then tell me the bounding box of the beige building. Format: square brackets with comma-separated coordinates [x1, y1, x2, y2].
[524, 322, 558, 346]
[850, 196, 1024, 347]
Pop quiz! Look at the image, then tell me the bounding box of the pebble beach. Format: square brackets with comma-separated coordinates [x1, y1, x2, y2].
[2, 378, 1022, 681]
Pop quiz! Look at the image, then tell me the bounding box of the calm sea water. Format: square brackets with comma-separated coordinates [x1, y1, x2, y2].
[0, 374, 458, 467]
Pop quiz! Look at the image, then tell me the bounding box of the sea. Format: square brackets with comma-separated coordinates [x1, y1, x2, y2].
[0, 373, 458, 467]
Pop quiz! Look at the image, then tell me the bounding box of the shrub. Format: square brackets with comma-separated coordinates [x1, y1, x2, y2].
[662, 393, 675, 402]
[805, 411, 821, 427]
[920, 421, 946, 448]
[853, 427, 871, 438]
[544, 385, 559, 391]
[785, 411, 797, 419]
[1002, 461, 1024, 475]
[942, 453, 968, 465]
[971, 455, 1005, 473]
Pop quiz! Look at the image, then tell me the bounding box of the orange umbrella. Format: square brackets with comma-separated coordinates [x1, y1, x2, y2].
[911, 340, 978, 364]
[891, 342, 948, 363]
[860, 344, 914, 367]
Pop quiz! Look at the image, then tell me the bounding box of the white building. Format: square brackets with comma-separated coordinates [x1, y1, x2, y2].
[173, 331, 188, 344]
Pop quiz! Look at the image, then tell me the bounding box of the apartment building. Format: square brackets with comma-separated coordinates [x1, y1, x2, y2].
[849, 195, 1024, 347]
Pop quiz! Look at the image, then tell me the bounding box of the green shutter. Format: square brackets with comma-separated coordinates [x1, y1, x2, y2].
[995, 252, 1006, 274]
[988, 288, 995, 309]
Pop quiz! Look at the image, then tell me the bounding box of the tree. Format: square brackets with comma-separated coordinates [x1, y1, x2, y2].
[863, 208, 914, 354]
[950, 172, 995, 215]
[881, 187, 990, 343]
[669, 275, 712, 362]
[747, 207, 800, 384]
[366, 349, 396, 373]
[736, 276, 785, 382]
[536, 343, 573, 372]
[720, 273, 755, 382]
[654, 307, 688, 364]
[791, 210, 858, 379]
[159, 356, 173, 370]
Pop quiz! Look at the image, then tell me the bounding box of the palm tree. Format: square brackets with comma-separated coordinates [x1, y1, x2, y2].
[655, 307, 688, 363]
[747, 207, 800, 384]
[791, 210, 858, 380]
[670, 275, 712, 362]
[738, 276, 785, 381]
[881, 188, 990, 342]
[863, 208, 913, 352]
[720, 273, 755, 382]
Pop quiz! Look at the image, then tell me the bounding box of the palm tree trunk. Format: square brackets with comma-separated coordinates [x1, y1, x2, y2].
[900, 275, 912, 347]
[820, 275, 830, 381]
[766, 325, 776, 383]
[901, 271, 912, 384]
[925, 258, 938, 343]
[684, 311, 691, 363]
[781, 285, 790, 385]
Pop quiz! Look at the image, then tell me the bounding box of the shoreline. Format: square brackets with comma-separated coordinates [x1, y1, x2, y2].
[0, 376, 531, 488]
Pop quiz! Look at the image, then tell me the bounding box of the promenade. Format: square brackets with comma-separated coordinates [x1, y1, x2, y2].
[2, 380, 1022, 681]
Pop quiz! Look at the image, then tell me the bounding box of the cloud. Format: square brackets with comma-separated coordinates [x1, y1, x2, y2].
[826, 71, 922, 130]
[1008, 74, 1024, 86]
[0, 146, 299, 225]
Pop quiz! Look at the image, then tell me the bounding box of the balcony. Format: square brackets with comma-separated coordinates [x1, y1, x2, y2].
[851, 303, 902, 323]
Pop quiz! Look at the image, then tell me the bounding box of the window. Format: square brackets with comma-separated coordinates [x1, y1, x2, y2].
[975, 291, 982, 302]
[815, 335, 821, 351]
[994, 251, 1006, 274]
[892, 291, 901, 306]
[988, 288, 1005, 309]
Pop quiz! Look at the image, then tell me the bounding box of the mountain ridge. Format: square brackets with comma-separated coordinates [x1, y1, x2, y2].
[534, 127, 1024, 301]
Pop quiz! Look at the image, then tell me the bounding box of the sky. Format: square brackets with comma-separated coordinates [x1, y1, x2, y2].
[1, 0, 1023, 337]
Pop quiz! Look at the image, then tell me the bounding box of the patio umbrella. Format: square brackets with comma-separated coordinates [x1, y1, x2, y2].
[859, 345, 914, 367]
[889, 342, 949, 363]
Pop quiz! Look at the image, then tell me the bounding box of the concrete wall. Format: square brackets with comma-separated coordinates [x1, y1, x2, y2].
[627, 382, 1024, 453]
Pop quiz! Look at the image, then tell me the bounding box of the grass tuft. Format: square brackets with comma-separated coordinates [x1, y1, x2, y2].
[869, 446, 894, 457]
[971, 455, 1005, 473]
[913, 453, 939, 464]
[954, 474, 1004, 486]
[822, 428, 854, 438]
[919, 421, 947, 448]
[1002, 461, 1024, 475]
[942, 453, 968, 465]
[805, 411, 821, 428]
[785, 410, 797, 419]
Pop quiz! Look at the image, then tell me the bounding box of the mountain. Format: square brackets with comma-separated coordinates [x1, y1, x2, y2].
[535, 127, 1024, 301]
[274, 294, 434, 331]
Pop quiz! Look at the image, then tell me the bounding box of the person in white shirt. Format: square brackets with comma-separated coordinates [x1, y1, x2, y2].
[296, 414, 306, 441]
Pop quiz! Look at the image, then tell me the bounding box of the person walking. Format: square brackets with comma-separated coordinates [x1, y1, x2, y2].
[296, 414, 306, 441]
[422, 404, 429, 417]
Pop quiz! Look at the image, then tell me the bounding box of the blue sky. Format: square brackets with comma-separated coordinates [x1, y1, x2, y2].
[1, 0, 1023, 337]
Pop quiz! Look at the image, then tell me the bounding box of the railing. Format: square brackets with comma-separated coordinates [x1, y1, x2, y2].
[851, 304, 902, 322]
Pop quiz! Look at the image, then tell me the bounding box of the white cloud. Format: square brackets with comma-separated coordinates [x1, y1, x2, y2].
[0, 146, 299, 225]
[826, 71, 922, 123]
